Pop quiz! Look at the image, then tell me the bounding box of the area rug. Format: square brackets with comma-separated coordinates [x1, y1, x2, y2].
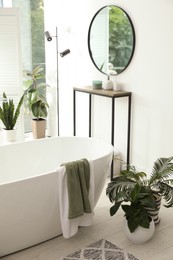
[61, 239, 139, 260]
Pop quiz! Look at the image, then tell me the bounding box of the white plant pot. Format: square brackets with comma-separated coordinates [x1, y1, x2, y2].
[124, 218, 155, 244]
[2, 129, 17, 143]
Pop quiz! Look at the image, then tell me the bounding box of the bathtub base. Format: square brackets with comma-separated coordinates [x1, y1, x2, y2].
[0, 172, 62, 257]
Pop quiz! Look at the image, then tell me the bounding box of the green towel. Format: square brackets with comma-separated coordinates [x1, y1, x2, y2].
[62, 158, 92, 219]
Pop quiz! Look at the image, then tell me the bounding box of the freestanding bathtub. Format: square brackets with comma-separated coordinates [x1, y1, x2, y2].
[0, 136, 113, 257]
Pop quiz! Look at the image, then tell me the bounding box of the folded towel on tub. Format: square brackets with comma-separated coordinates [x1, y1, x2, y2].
[58, 159, 94, 238]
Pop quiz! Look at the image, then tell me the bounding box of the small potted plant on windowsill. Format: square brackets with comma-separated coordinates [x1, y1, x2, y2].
[23, 65, 49, 139]
[0, 92, 24, 142]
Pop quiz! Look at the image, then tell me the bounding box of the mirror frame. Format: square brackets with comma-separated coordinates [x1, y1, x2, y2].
[88, 5, 136, 75]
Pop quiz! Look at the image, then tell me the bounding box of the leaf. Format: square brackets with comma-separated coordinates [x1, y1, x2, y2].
[127, 217, 138, 233]
[123, 203, 151, 232]
[130, 183, 141, 202]
[157, 181, 173, 207]
[13, 94, 25, 127]
[106, 176, 136, 202]
[31, 100, 47, 118]
[32, 65, 44, 75]
[110, 202, 121, 216]
[23, 79, 33, 90]
[138, 210, 150, 229]
[141, 196, 156, 209]
[122, 204, 134, 216]
[150, 157, 173, 184]
[30, 91, 38, 104]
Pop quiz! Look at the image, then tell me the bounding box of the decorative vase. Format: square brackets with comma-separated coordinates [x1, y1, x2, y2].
[2, 129, 17, 143]
[92, 80, 102, 89]
[124, 219, 155, 244]
[102, 76, 113, 90]
[32, 119, 46, 139]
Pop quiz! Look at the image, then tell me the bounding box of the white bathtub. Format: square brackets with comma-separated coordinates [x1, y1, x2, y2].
[0, 136, 113, 257]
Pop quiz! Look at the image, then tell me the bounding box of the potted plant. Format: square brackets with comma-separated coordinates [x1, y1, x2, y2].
[106, 176, 156, 243]
[0, 92, 24, 142]
[107, 156, 173, 225]
[122, 183, 156, 243]
[23, 65, 49, 139]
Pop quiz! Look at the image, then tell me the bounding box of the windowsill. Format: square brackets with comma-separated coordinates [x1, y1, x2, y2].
[0, 131, 54, 146]
[24, 132, 33, 141]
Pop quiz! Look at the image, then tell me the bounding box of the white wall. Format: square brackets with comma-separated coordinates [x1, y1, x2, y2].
[44, 0, 173, 173]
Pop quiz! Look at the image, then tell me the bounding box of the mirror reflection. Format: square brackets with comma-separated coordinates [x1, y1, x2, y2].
[88, 6, 135, 75]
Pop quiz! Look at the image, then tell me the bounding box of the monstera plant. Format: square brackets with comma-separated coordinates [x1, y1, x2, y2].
[106, 156, 173, 227]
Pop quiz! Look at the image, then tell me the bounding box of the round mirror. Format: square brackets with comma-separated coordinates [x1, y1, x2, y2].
[88, 6, 135, 75]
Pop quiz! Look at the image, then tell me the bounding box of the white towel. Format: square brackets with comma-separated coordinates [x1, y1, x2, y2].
[58, 161, 94, 238]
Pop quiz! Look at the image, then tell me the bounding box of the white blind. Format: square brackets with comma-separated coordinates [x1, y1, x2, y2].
[0, 8, 24, 141]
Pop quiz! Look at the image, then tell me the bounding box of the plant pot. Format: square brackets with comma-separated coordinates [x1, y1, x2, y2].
[32, 119, 46, 139]
[124, 219, 155, 244]
[2, 129, 17, 142]
[146, 193, 162, 224]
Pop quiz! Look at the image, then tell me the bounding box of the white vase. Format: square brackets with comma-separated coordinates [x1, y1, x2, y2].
[102, 79, 114, 90]
[2, 129, 17, 143]
[124, 218, 155, 244]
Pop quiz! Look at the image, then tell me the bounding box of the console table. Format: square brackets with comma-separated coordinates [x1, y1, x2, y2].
[73, 86, 132, 179]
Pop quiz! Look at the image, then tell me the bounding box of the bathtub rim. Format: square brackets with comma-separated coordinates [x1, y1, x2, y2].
[0, 136, 114, 186]
[1, 136, 114, 159]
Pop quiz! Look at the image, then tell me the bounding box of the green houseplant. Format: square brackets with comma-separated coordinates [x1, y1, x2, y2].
[23, 65, 49, 139]
[0, 92, 24, 142]
[106, 180, 156, 243]
[106, 156, 173, 227]
[106, 170, 158, 243]
[106, 177, 156, 225]
[122, 184, 156, 243]
[121, 184, 155, 232]
[120, 156, 173, 207]
[0, 92, 24, 130]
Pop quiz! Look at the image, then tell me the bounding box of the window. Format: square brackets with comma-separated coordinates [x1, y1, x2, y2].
[1, 0, 45, 132]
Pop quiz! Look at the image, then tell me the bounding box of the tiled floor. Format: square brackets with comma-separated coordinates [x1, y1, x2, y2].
[2, 178, 173, 260]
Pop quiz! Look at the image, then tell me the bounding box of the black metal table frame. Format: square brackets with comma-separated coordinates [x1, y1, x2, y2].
[73, 87, 132, 180]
